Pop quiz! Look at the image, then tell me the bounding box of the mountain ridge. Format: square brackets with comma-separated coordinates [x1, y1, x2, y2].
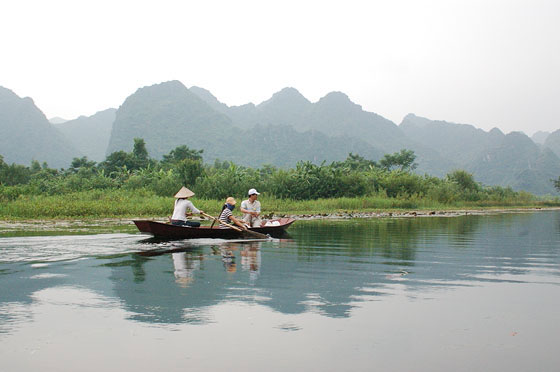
[0, 86, 81, 168]
[1, 81, 559, 194]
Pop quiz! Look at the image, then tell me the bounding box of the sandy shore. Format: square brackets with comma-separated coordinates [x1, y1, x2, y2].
[1, 207, 559, 234]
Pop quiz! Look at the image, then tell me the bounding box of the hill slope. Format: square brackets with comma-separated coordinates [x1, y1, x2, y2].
[0, 86, 81, 168]
[108, 82, 385, 167]
[55, 108, 116, 162]
[106, 81, 237, 160]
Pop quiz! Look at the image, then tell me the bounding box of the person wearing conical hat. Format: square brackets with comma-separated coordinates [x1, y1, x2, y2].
[170, 186, 204, 227]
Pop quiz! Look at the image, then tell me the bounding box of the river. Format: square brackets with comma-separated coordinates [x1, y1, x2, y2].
[1, 211, 559, 371]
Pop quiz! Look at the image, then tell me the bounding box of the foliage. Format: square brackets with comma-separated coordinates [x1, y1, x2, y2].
[379, 149, 417, 171]
[554, 176, 560, 192]
[1, 142, 553, 219]
[447, 170, 480, 192]
[161, 145, 203, 163]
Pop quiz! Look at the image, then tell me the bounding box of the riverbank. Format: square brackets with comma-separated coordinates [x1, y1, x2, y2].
[2, 206, 559, 236]
[1, 189, 559, 220]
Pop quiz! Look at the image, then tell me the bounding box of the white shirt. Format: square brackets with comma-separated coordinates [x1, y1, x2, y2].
[171, 199, 200, 221]
[241, 199, 261, 215]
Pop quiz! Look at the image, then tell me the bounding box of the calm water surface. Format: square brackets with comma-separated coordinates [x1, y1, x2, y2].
[1, 212, 559, 372]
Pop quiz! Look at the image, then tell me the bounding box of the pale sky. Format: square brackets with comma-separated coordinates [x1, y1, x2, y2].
[1, 0, 559, 135]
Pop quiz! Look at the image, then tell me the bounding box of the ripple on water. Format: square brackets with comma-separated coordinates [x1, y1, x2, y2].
[0, 234, 144, 263]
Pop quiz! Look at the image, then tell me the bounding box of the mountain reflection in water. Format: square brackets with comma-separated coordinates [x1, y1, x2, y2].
[76, 211, 560, 324]
[0, 211, 559, 327]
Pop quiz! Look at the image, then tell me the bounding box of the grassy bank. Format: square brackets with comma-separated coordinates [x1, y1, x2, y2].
[1, 189, 559, 220]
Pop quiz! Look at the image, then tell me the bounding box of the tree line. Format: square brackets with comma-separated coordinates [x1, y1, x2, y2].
[0, 138, 549, 203]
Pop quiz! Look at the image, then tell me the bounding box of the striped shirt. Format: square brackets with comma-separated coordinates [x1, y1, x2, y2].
[218, 208, 233, 228]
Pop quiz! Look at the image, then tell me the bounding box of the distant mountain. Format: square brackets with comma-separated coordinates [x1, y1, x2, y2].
[3, 81, 559, 194]
[108, 81, 384, 167]
[49, 116, 68, 124]
[467, 132, 560, 194]
[400, 114, 560, 194]
[531, 131, 550, 145]
[229, 125, 383, 168]
[191, 88, 560, 193]
[55, 108, 116, 162]
[400, 113, 505, 167]
[0, 86, 81, 168]
[543, 129, 560, 158]
[107, 81, 237, 160]
[191, 86, 410, 153]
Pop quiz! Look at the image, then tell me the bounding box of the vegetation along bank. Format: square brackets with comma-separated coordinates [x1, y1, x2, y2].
[1, 139, 559, 219]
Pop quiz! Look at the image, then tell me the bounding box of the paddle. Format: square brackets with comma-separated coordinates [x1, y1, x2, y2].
[200, 212, 269, 240]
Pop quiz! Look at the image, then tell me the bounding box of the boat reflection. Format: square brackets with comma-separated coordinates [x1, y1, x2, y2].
[172, 252, 203, 287]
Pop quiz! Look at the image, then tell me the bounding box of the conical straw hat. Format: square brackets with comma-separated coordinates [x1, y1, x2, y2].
[174, 186, 195, 198]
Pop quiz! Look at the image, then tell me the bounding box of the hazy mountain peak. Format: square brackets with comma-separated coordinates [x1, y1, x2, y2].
[0, 86, 18, 99]
[532, 130, 550, 144]
[55, 108, 116, 162]
[49, 116, 69, 124]
[189, 86, 229, 113]
[275, 87, 306, 98]
[259, 87, 310, 108]
[0, 85, 81, 167]
[543, 129, 560, 158]
[107, 80, 233, 158]
[189, 86, 219, 103]
[400, 113, 432, 128]
[503, 131, 537, 148]
[120, 80, 205, 113]
[131, 80, 188, 98]
[318, 91, 355, 106]
[487, 128, 505, 142]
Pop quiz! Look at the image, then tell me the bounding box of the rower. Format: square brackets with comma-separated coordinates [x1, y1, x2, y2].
[170, 186, 204, 227]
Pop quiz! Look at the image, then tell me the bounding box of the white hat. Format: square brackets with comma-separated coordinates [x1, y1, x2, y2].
[248, 188, 260, 196]
[174, 186, 195, 198]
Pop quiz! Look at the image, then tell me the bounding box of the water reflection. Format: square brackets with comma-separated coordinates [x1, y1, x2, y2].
[0, 212, 559, 329]
[172, 252, 203, 287]
[240, 242, 261, 282]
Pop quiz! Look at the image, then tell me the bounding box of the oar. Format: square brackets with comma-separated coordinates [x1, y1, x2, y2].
[200, 212, 269, 240]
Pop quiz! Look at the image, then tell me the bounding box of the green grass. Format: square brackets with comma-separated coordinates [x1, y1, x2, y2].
[1, 189, 559, 220]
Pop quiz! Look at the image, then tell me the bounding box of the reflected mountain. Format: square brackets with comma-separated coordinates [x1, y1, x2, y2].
[102, 212, 560, 324]
[1, 212, 558, 329]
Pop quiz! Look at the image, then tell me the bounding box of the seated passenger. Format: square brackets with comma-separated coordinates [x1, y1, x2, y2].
[241, 188, 263, 227]
[171, 186, 204, 227]
[218, 197, 247, 230]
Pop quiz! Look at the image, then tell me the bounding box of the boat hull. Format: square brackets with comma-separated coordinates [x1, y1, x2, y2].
[133, 218, 295, 239]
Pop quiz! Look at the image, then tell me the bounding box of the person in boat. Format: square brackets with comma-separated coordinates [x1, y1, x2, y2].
[171, 186, 204, 227]
[240, 188, 263, 227]
[218, 197, 247, 230]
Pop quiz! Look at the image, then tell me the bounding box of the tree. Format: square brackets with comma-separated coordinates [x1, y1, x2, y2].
[0, 163, 31, 185]
[30, 160, 42, 173]
[175, 159, 204, 187]
[380, 149, 417, 171]
[69, 157, 96, 173]
[162, 145, 203, 164]
[447, 170, 480, 192]
[99, 151, 134, 176]
[132, 138, 150, 169]
[554, 177, 560, 192]
[133, 138, 149, 161]
[332, 153, 378, 171]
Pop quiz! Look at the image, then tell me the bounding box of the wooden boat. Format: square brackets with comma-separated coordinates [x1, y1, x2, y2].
[133, 218, 295, 239]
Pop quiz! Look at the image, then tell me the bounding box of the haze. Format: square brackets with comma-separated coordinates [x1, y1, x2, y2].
[1, 0, 558, 135]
